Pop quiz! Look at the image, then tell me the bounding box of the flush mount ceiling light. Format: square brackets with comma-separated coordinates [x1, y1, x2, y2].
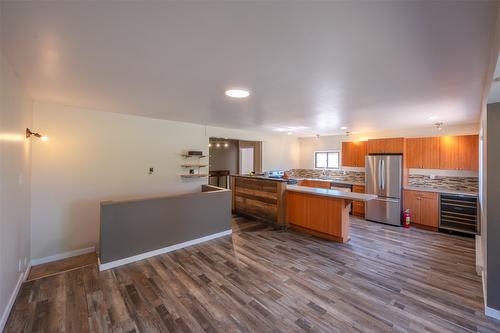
[26, 128, 48, 141]
[225, 89, 250, 98]
[429, 116, 438, 120]
[340, 126, 348, 130]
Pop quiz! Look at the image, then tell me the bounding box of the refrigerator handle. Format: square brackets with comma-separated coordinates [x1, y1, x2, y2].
[381, 159, 385, 190]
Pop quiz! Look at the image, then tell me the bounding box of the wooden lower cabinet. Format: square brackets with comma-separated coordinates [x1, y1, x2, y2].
[351, 185, 365, 217]
[298, 179, 331, 189]
[403, 190, 439, 229]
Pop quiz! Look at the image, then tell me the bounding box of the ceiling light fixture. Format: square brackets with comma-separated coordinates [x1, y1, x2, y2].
[340, 126, 348, 130]
[26, 128, 48, 141]
[287, 132, 293, 135]
[216, 143, 221, 148]
[224, 142, 229, 148]
[225, 89, 250, 98]
[429, 116, 438, 120]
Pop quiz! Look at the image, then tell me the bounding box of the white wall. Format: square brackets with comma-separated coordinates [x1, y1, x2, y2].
[298, 123, 479, 175]
[30, 101, 299, 261]
[0, 55, 32, 330]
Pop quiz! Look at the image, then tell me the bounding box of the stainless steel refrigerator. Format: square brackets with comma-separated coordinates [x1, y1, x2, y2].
[365, 155, 403, 226]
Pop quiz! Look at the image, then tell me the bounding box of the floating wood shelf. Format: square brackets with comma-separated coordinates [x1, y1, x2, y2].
[180, 174, 209, 178]
[181, 164, 208, 168]
[181, 154, 207, 158]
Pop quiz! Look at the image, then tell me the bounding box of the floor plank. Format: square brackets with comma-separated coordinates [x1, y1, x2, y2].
[4, 216, 500, 332]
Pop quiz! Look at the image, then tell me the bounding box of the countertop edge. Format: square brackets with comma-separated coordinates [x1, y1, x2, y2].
[286, 185, 377, 201]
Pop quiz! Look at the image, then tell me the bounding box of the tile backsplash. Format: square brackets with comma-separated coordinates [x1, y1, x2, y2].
[407, 175, 478, 192]
[285, 169, 479, 192]
[286, 169, 365, 184]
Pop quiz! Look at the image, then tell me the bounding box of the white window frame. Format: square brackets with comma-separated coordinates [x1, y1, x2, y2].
[314, 150, 341, 169]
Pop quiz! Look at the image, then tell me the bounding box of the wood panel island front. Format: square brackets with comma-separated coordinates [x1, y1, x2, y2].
[231, 175, 376, 242]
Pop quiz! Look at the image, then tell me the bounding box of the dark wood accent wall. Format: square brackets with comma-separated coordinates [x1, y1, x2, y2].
[231, 176, 287, 227]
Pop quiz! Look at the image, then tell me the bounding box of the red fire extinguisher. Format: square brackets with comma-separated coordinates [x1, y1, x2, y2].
[403, 209, 411, 228]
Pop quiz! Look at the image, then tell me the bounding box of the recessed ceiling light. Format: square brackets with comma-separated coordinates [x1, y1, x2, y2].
[340, 126, 348, 130]
[225, 89, 250, 98]
[429, 116, 438, 120]
[287, 132, 293, 135]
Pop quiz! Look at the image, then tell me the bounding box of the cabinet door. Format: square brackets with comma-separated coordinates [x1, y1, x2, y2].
[439, 136, 460, 170]
[406, 138, 422, 168]
[421, 137, 440, 169]
[355, 141, 367, 167]
[419, 193, 439, 227]
[342, 142, 355, 167]
[403, 190, 421, 224]
[367, 138, 405, 154]
[459, 135, 479, 171]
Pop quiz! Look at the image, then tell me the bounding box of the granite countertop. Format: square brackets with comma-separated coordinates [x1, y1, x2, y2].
[287, 185, 377, 201]
[403, 185, 478, 196]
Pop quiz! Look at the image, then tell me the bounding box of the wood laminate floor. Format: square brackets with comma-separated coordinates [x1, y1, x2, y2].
[4, 216, 500, 333]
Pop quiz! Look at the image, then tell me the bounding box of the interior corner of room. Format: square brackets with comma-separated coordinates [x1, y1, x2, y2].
[1, 1, 500, 331]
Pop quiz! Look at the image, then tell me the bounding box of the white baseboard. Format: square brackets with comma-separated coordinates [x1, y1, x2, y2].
[31, 246, 95, 266]
[0, 263, 31, 332]
[99, 229, 232, 271]
[481, 270, 500, 320]
[486, 306, 500, 320]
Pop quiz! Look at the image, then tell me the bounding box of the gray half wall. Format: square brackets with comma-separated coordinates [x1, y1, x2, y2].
[487, 102, 500, 311]
[100, 186, 231, 264]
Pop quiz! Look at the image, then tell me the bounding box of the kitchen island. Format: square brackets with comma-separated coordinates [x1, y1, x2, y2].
[286, 185, 376, 242]
[231, 175, 288, 228]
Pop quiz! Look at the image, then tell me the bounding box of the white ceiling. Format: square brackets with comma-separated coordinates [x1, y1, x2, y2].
[1, 1, 498, 136]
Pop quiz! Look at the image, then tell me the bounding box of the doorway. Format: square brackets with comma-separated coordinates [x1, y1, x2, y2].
[239, 147, 254, 175]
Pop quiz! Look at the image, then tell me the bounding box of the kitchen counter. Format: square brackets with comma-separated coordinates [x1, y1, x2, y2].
[231, 174, 289, 182]
[287, 185, 376, 201]
[404, 186, 478, 197]
[286, 185, 376, 243]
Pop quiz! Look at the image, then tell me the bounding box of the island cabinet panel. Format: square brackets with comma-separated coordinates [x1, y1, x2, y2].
[406, 137, 440, 169]
[403, 190, 439, 229]
[367, 138, 405, 154]
[439, 135, 478, 171]
[231, 176, 286, 227]
[351, 185, 365, 217]
[287, 191, 349, 242]
[342, 141, 367, 167]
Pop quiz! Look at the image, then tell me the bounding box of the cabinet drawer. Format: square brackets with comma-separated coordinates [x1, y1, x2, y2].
[352, 185, 365, 193]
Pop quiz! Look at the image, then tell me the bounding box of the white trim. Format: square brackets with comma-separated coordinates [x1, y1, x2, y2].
[486, 306, 500, 320]
[99, 229, 232, 271]
[31, 246, 95, 266]
[0, 263, 31, 331]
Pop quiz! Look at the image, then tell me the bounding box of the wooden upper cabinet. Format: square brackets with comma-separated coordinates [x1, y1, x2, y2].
[439, 135, 478, 171]
[406, 137, 440, 169]
[367, 138, 405, 154]
[342, 141, 367, 167]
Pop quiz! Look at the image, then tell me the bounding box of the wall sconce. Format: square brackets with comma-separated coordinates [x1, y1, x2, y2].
[26, 128, 48, 141]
